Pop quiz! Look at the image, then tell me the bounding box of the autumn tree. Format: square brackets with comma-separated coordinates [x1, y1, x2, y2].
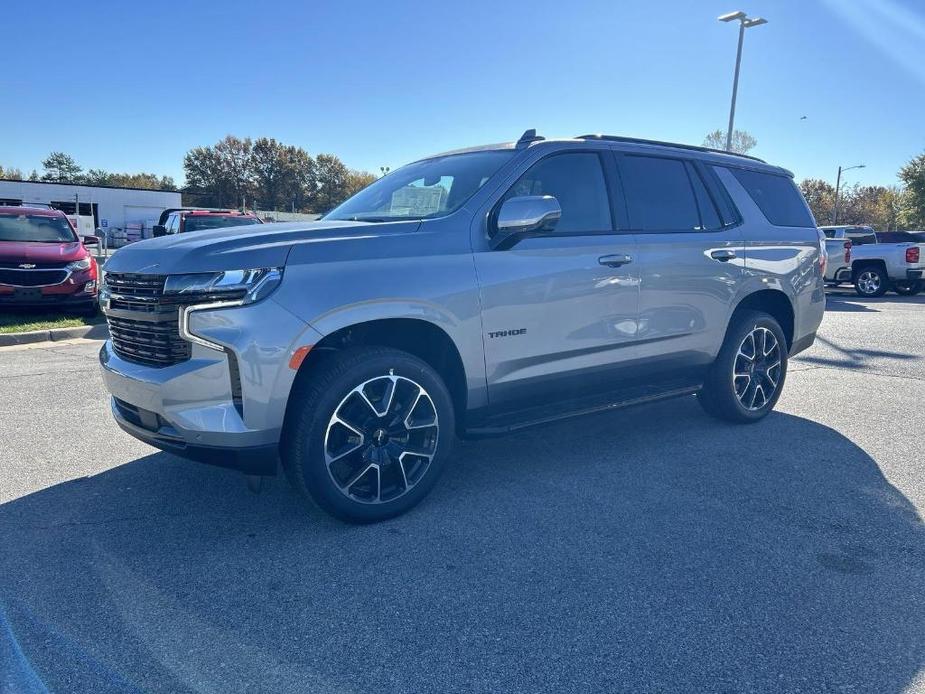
[184, 136, 255, 207]
[314, 153, 350, 212]
[251, 138, 316, 211]
[343, 169, 377, 199]
[798, 179, 834, 225]
[0, 166, 24, 180]
[877, 186, 905, 231]
[703, 129, 757, 155]
[183, 136, 364, 211]
[898, 152, 925, 229]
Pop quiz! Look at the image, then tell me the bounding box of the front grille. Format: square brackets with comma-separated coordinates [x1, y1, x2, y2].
[105, 272, 188, 367]
[107, 315, 191, 367]
[106, 272, 169, 312]
[104, 272, 245, 369]
[0, 268, 68, 286]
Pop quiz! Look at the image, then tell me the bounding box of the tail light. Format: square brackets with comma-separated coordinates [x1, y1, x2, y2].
[817, 232, 827, 275]
[907, 246, 920, 264]
[844, 241, 851, 264]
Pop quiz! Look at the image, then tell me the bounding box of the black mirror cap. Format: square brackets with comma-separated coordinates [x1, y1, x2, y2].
[152, 224, 167, 237]
[82, 235, 100, 246]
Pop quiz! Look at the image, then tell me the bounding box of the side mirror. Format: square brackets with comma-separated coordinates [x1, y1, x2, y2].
[81, 235, 99, 247]
[152, 224, 167, 237]
[491, 195, 561, 249]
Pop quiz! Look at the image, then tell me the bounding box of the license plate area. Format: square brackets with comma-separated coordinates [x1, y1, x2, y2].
[13, 287, 43, 301]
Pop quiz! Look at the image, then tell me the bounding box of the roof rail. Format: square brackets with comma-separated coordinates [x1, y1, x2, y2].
[516, 129, 545, 148]
[575, 134, 766, 163]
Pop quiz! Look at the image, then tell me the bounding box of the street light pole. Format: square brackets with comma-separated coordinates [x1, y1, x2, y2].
[719, 11, 768, 152]
[832, 163, 865, 225]
[726, 21, 746, 152]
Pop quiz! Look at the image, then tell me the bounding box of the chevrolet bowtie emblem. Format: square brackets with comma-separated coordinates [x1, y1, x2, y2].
[18, 263, 36, 269]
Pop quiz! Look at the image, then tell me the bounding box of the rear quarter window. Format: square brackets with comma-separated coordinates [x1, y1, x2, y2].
[727, 168, 815, 228]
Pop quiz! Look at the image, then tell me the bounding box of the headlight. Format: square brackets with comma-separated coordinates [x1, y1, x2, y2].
[67, 258, 92, 272]
[164, 267, 283, 305]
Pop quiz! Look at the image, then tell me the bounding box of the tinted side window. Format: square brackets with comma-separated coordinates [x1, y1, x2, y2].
[686, 163, 723, 230]
[620, 156, 701, 231]
[728, 168, 815, 227]
[847, 232, 876, 245]
[877, 231, 916, 243]
[506, 152, 612, 233]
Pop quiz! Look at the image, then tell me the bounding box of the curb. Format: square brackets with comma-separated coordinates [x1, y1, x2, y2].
[0, 322, 108, 347]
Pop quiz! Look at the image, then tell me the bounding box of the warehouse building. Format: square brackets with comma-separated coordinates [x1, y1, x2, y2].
[0, 179, 180, 242]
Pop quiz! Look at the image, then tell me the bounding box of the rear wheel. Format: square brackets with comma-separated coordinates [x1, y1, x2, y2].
[698, 310, 788, 423]
[282, 347, 455, 523]
[854, 266, 888, 297]
[893, 280, 922, 296]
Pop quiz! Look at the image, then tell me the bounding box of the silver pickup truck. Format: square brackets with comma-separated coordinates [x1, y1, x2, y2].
[820, 226, 925, 296]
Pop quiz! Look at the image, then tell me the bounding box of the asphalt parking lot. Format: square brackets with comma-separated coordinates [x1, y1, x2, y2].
[1, 291, 924, 693]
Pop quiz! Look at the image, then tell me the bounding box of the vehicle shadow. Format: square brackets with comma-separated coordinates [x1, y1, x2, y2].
[796, 333, 922, 371]
[1, 398, 923, 693]
[825, 290, 925, 311]
[824, 295, 879, 313]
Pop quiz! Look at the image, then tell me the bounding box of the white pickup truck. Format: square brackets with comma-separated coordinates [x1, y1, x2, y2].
[819, 225, 925, 297]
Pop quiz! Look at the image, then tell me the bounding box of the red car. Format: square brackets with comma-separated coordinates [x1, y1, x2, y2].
[153, 208, 263, 236]
[0, 206, 100, 315]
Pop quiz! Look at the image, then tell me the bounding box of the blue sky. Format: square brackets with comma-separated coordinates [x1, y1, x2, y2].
[4, 0, 924, 188]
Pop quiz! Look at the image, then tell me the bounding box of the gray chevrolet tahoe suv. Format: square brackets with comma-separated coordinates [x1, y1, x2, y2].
[99, 130, 825, 522]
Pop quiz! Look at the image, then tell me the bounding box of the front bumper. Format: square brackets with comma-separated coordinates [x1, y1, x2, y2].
[111, 397, 279, 474]
[0, 269, 97, 307]
[99, 298, 323, 475]
[0, 286, 97, 308]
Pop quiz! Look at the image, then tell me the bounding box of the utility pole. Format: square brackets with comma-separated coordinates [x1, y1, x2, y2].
[832, 163, 865, 225]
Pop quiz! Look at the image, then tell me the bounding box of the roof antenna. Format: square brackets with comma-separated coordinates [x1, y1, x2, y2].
[516, 129, 544, 148]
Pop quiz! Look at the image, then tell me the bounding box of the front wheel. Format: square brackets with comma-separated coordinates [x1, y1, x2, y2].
[282, 347, 455, 523]
[893, 280, 922, 296]
[698, 310, 788, 423]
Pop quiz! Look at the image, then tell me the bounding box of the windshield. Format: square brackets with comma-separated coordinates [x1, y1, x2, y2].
[0, 213, 77, 243]
[183, 216, 261, 233]
[325, 150, 516, 221]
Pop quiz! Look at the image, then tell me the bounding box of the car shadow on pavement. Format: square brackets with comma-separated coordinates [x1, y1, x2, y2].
[796, 334, 922, 371]
[1, 397, 923, 693]
[825, 291, 925, 312]
[824, 296, 880, 313]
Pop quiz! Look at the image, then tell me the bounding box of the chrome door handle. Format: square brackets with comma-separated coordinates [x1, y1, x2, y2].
[710, 249, 737, 262]
[599, 254, 633, 267]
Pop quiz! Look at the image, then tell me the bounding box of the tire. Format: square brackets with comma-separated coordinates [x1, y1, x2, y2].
[854, 265, 889, 297]
[282, 347, 455, 523]
[893, 280, 922, 296]
[697, 310, 788, 424]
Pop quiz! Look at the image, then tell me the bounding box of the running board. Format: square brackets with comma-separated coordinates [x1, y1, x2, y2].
[465, 383, 702, 437]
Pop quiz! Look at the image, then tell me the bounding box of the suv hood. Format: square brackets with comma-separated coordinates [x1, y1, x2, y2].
[0, 240, 86, 264]
[104, 219, 419, 275]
